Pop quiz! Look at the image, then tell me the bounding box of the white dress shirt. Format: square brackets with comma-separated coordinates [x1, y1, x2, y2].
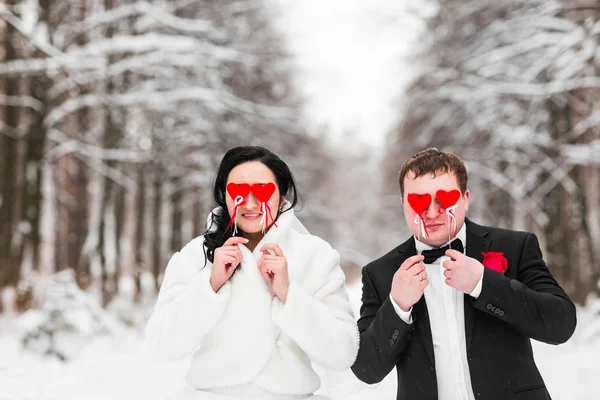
[390, 224, 483, 400]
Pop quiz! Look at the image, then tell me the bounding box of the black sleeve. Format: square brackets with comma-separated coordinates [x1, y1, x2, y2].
[351, 266, 414, 384]
[473, 233, 577, 344]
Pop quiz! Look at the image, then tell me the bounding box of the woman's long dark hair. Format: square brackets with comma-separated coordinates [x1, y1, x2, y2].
[203, 146, 300, 263]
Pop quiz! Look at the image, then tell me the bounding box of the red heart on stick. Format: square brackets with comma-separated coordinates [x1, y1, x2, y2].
[407, 193, 432, 215]
[436, 189, 460, 209]
[251, 183, 276, 203]
[227, 183, 251, 201]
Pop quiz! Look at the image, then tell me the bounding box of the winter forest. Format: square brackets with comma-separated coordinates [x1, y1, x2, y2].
[0, 0, 599, 399]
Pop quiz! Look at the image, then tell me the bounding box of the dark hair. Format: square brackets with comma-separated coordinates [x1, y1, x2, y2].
[398, 148, 468, 197]
[203, 146, 300, 263]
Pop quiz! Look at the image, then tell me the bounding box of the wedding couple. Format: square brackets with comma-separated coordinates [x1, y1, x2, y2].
[145, 146, 576, 400]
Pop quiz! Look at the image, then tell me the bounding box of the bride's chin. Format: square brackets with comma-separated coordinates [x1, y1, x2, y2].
[238, 224, 263, 234]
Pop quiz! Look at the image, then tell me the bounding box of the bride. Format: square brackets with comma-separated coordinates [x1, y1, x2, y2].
[145, 146, 359, 400]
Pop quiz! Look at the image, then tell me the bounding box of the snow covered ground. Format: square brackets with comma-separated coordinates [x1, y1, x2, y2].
[0, 283, 598, 400]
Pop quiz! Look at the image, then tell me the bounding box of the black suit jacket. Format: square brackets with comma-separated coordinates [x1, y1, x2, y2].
[351, 219, 577, 400]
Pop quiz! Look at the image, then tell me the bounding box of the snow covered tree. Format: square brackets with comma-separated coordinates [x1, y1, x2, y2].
[386, 0, 600, 303]
[0, 0, 333, 310]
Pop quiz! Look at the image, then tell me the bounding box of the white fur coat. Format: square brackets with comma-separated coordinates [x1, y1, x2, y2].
[145, 208, 359, 398]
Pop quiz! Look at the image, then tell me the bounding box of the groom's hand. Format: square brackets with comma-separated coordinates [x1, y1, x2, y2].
[391, 255, 427, 312]
[443, 249, 484, 293]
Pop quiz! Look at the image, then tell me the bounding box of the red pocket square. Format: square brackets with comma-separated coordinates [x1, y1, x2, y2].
[482, 252, 508, 274]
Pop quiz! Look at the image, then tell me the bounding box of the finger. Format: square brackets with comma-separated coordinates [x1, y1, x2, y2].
[260, 243, 284, 257]
[223, 249, 240, 258]
[259, 255, 279, 262]
[223, 244, 243, 250]
[445, 249, 464, 260]
[399, 255, 425, 271]
[261, 260, 279, 272]
[260, 269, 272, 280]
[221, 255, 238, 269]
[257, 257, 265, 272]
[413, 270, 427, 282]
[233, 250, 243, 266]
[223, 253, 242, 265]
[223, 236, 250, 246]
[443, 269, 451, 279]
[442, 259, 456, 270]
[420, 278, 429, 287]
[257, 259, 269, 278]
[258, 263, 274, 280]
[223, 247, 242, 261]
[219, 254, 236, 263]
[409, 264, 425, 275]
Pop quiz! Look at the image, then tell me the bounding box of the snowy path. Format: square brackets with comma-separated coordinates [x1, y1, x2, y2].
[0, 288, 597, 400]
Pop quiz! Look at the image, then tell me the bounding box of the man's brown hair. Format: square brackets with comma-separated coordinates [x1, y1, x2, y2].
[398, 148, 468, 197]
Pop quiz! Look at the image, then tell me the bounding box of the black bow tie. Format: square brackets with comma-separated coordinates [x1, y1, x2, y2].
[421, 239, 464, 264]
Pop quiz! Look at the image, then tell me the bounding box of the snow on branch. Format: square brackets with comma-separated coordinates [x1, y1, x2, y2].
[69, 33, 252, 61]
[0, 56, 105, 76]
[562, 140, 600, 165]
[44, 87, 295, 128]
[131, 1, 215, 34]
[0, 94, 45, 111]
[55, 1, 215, 37]
[46, 50, 242, 99]
[44, 139, 150, 164]
[568, 112, 600, 140]
[56, 2, 140, 35]
[460, 75, 600, 96]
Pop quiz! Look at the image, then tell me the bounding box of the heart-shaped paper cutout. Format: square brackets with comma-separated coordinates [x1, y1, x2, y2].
[251, 183, 276, 203]
[227, 183, 251, 201]
[407, 193, 432, 215]
[436, 189, 460, 209]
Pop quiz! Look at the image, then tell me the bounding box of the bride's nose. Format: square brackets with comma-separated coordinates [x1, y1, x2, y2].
[245, 193, 260, 209]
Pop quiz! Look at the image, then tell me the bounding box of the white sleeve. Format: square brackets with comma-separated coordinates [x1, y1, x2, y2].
[145, 238, 231, 360]
[389, 293, 413, 324]
[469, 271, 484, 298]
[273, 249, 359, 372]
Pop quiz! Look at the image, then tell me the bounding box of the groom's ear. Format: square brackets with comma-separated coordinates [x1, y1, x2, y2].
[463, 189, 470, 212]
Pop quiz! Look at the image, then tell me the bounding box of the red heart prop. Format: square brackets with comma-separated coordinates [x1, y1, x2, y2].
[436, 190, 460, 209]
[227, 183, 251, 201]
[407, 193, 432, 215]
[251, 183, 276, 203]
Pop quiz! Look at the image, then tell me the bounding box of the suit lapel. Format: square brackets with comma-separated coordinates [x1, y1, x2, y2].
[397, 238, 436, 366]
[464, 219, 491, 352]
[413, 296, 435, 366]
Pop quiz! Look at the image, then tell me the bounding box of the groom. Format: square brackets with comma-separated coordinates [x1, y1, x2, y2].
[351, 148, 576, 400]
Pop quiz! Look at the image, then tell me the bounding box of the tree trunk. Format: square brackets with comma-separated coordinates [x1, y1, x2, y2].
[134, 168, 146, 303]
[20, 74, 47, 275]
[152, 170, 162, 292]
[171, 176, 183, 253]
[97, 0, 121, 307]
[0, 10, 22, 291]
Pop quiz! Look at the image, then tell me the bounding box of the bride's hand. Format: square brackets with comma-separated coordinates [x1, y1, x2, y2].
[211, 237, 248, 292]
[257, 244, 290, 303]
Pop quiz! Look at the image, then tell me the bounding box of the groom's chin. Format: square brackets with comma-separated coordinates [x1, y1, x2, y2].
[421, 232, 451, 247]
[422, 239, 448, 248]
